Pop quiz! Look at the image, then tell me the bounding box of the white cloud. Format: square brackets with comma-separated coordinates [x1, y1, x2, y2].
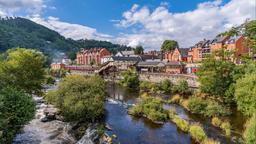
[0, 0, 47, 16]
[29, 15, 113, 41]
[115, 0, 256, 50]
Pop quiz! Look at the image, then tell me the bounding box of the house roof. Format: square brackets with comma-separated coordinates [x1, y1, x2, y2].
[178, 48, 189, 57]
[139, 54, 160, 61]
[226, 35, 242, 44]
[111, 56, 141, 62]
[165, 61, 185, 66]
[79, 48, 108, 54]
[137, 61, 165, 67]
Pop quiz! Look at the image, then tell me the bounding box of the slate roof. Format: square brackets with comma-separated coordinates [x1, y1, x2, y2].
[165, 61, 185, 66]
[178, 48, 189, 57]
[137, 61, 165, 67]
[111, 56, 141, 62]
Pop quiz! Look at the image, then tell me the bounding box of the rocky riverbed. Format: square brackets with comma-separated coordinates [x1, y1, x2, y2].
[13, 96, 101, 144]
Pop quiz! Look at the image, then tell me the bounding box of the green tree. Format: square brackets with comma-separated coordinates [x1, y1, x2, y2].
[45, 75, 106, 122]
[134, 45, 144, 55]
[196, 50, 235, 101]
[234, 73, 256, 116]
[120, 68, 140, 89]
[0, 87, 35, 143]
[161, 40, 179, 52]
[159, 79, 173, 94]
[172, 80, 189, 95]
[0, 48, 46, 95]
[244, 114, 256, 144]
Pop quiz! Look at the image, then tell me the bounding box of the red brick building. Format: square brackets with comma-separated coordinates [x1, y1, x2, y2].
[165, 48, 189, 62]
[51, 63, 65, 70]
[76, 48, 111, 65]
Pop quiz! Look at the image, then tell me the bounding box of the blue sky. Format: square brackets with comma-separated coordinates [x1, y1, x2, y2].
[43, 0, 229, 35]
[0, 0, 255, 50]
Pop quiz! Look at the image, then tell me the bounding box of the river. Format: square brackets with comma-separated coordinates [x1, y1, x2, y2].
[13, 82, 245, 144]
[105, 83, 245, 144]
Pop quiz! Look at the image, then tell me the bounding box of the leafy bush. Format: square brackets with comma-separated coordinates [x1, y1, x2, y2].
[189, 124, 207, 142]
[188, 97, 207, 115]
[188, 96, 230, 117]
[120, 69, 139, 89]
[169, 94, 183, 104]
[168, 107, 177, 119]
[244, 114, 256, 144]
[211, 117, 222, 127]
[159, 79, 173, 94]
[234, 73, 256, 116]
[173, 116, 190, 132]
[202, 138, 220, 144]
[220, 121, 231, 137]
[204, 102, 230, 117]
[0, 87, 35, 143]
[129, 97, 168, 122]
[172, 80, 189, 95]
[45, 75, 106, 122]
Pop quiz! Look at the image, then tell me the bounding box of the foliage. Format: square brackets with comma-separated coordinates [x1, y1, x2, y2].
[188, 96, 230, 117]
[244, 114, 256, 144]
[0, 48, 46, 95]
[168, 107, 177, 119]
[189, 124, 207, 142]
[196, 50, 235, 100]
[220, 121, 231, 137]
[45, 76, 55, 85]
[129, 97, 168, 122]
[211, 117, 222, 127]
[161, 40, 179, 52]
[245, 20, 256, 53]
[120, 69, 139, 89]
[45, 75, 106, 122]
[159, 79, 173, 94]
[168, 94, 183, 104]
[49, 68, 68, 78]
[172, 80, 189, 95]
[0, 87, 35, 143]
[172, 116, 190, 132]
[234, 73, 256, 116]
[133, 45, 144, 55]
[202, 138, 220, 144]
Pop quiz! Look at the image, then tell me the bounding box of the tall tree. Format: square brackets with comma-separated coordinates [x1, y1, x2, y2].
[161, 40, 179, 52]
[196, 50, 235, 101]
[134, 45, 144, 55]
[0, 48, 46, 95]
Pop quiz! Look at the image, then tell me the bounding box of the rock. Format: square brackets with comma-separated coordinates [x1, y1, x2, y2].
[105, 123, 112, 131]
[40, 116, 48, 122]
[76, 125, 99, 144]
[56, 115, 65, 121]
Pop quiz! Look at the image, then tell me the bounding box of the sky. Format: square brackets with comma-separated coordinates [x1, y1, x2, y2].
[0, 0, 255, 50]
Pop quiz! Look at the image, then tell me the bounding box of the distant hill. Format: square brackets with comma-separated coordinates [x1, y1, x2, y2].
[0, 17, 131, 60]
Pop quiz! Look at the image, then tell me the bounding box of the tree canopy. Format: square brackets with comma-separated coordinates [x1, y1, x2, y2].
[161, 40, 179, 52]
[0, 48, 46, 95]
[133, 45, 144, 55]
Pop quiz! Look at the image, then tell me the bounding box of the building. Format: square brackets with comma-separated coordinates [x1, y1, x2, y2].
[76, 48, 111, 65]
[164, 48, 189, 62]
[115, 50, 136, 57]
[51, 63, 65, 70]
[225, 35, 249, 63]
[137, 61, 165, 73]
[188, 39, 211, 63]
[165, 61, 186, 74]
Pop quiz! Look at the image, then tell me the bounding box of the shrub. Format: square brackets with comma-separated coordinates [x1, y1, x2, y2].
[172, 80, 189, 95]
[189, 124, 207, 142]
[159, 79, 173, 94]
[129, 97, 168, 122]
[139, 81, 152, 91]
[173, 116, 190, 132]
[0, 87, 35, 143]
[45, 75, 106, 122]
[211, 117, 222, 127]
[168, 107, 177, 119]
[188, 96, 207, 114]
[169, 94, 183, 104]
[204, 102, 230, 117]
[244, 114, 256, 144]
[120, 68, 139, 89]
[220, 121, 231, 137]
[202, 138, 220, 144]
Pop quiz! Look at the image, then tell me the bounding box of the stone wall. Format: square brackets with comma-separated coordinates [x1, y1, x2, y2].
[139, 73, 199, 88]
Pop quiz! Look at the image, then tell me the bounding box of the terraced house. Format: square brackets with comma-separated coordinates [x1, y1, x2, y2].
[76, 48, 111, 65]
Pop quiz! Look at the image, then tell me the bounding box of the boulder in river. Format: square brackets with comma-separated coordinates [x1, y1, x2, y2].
[76, 125, 99, 144]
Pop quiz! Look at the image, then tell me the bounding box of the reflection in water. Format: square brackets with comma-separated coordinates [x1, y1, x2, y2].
[105, 83, 244, 144]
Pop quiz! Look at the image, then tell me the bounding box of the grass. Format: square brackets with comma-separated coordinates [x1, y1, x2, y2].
[220, 121, 231, 137]
[211, 117, 222, 127]
[189, 123, 207, 142]
[202, 138, 220, 144]
[172, 116, 190, 132]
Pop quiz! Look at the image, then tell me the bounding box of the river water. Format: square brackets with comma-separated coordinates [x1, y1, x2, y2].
[13, 82, 244, 144]
[105, 83, 244, 144]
